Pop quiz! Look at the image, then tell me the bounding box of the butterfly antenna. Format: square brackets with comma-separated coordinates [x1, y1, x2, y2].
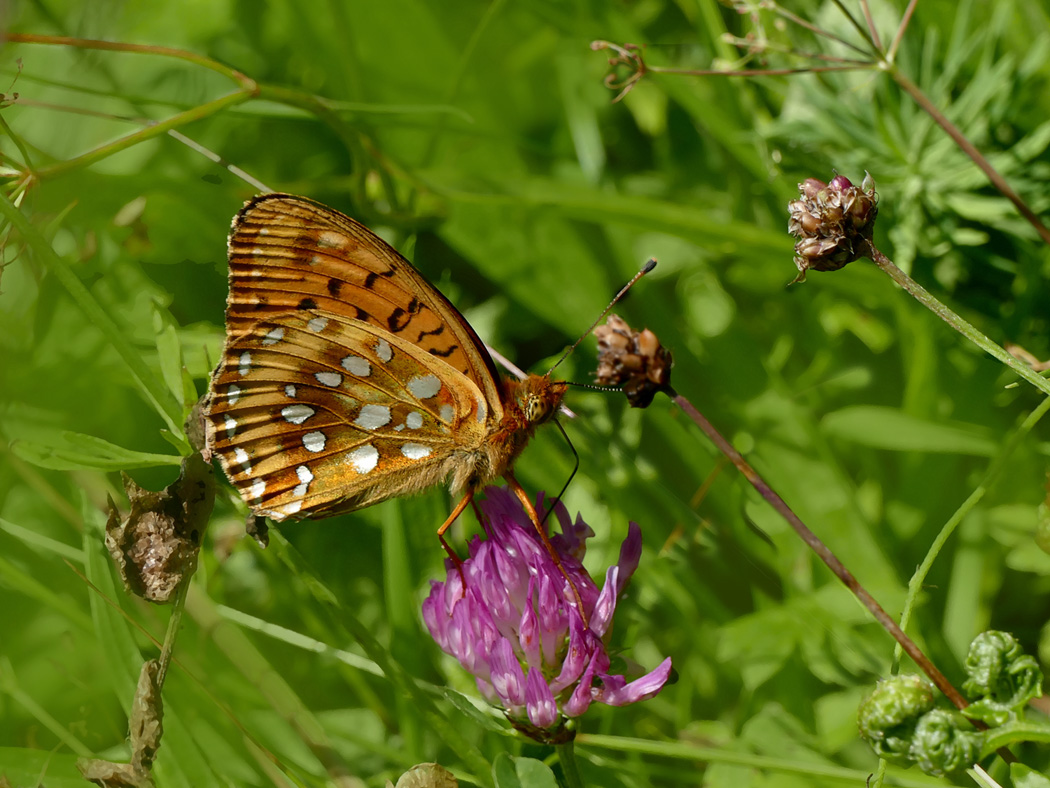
[566, 381, 622, 393]
[547, 258, 657, 376]
[540, 418, 580, 529]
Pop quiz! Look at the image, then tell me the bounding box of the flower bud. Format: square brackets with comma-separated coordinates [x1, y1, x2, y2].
[961, 630, 1043, 725]
[911, 710, 981, 777]
[857, 674, 935, 765]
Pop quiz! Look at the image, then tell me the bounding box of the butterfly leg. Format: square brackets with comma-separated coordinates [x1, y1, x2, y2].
[504, 473, 590, 627]
[437, 491, 473, 566]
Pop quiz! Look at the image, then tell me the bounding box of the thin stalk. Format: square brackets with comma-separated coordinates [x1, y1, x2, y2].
[668, 387, 1018, 763]
[895, 395, 1050, 666]
[981, 721, 1050, 755]
[859, 0, 883, 51]
[3, 34, 402, 208]
[3, 33, 256, 88]
[649, 64, 869, 78]
[860, 240, 1050, 399]
[34, 89, 254, 181]
[768, 3, 873, 57]
[718, 36, 874, 64]
[828, 0, 878, 50]
[556, 740, 585, 788]
[155, 581, 189, 687]
[666, 389, 969, 709]
[884, 67, 1050, 246]
[0, 110, 33, 170]
[887, 0, 920, 63]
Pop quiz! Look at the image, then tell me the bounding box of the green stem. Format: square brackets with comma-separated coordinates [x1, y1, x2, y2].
[578, 734, 936, 787]
[3, 34, 399, 208]
[862, 241, 1050, 398]
[895, 395, 1050, 665]
[0, 192, 185, 437]
[35, 89, 255, 181]
[556, 739, 584, 788]
[4, 33, 255, 87]
[980, 721, 1050, 756]
[155, 575, 189, 687]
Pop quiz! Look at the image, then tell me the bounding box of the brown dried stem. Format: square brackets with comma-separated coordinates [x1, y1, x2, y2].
[665, 388, 970, 711]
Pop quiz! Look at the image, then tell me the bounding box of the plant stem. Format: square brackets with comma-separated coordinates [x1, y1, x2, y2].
[648, 64, 869, 77]
[34, 89, 255, 181]
[895, 395, 1050, 666]
[156, 580, 189, 687]
[668, 388, 1020, 764]
[556, 739, 585, 788]
[980, 721, 1050, 755]
[667, 389, 970, 710]
[3, 33, 255, 87]
[860, 240, 1050, 399]
[884, 66, 1050, 246]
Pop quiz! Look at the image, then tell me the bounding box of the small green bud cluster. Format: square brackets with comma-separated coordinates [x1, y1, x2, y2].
[858, 631, 1044, 776]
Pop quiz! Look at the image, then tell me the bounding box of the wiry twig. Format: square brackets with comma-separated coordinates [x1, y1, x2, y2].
[666, 388, 971, 711]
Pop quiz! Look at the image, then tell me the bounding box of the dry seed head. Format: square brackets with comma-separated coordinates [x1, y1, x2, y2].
[595, 314, 672, 408]
[105, 452, 213, 603]
[787, 173, 878, 281]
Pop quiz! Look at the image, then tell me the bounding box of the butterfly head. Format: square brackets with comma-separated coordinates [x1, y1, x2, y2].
[516, 375, 568, 427]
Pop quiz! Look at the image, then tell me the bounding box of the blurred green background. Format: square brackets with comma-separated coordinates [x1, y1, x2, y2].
[2, 0, 1050, 785]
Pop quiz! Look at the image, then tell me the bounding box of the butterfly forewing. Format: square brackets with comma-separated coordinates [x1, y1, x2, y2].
[206, 193, 567, 526]
[226, 194, 502, 409]
[207, 310, 491, 520]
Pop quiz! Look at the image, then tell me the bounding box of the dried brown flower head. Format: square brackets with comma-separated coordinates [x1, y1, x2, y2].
[105, 452, 213, 603]
[79, 660, 164, 786]
[595, 314, 672, 408]
[787, 173, 878, 281]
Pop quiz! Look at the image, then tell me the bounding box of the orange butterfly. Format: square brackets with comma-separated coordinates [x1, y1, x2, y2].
[204, 194, 567, 543]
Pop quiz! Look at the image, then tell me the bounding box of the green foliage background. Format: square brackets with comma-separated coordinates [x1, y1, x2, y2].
[2, 0, 1050, 785]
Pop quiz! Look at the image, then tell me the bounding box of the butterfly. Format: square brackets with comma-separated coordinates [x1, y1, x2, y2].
[203, 194, 568, 540]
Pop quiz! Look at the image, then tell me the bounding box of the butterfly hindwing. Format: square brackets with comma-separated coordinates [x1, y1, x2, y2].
[207, 310, 491, 520]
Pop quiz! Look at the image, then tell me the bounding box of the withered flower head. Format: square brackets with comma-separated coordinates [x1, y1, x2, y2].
[594, 314, 672, 408]
[78, 659, 164, 786]
[787, 172, 878, 281]
[590, 40, 647, 103]
[105, 451, 213, 603]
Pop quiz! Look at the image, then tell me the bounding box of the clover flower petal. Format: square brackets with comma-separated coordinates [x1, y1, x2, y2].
[422, 486, 671, 739]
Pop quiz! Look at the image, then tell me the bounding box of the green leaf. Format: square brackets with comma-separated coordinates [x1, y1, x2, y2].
[821, 406, 997, 455]
[10, 431, 181, 470]
[1012, 763, 1050, 788]
[492, 754, 559, 788]
[154, 303, 186, 411]
[0, 747, 89, 787]
[442, 688, 507, 734]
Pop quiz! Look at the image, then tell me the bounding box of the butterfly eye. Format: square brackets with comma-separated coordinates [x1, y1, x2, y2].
[522, 393, 551, 424]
